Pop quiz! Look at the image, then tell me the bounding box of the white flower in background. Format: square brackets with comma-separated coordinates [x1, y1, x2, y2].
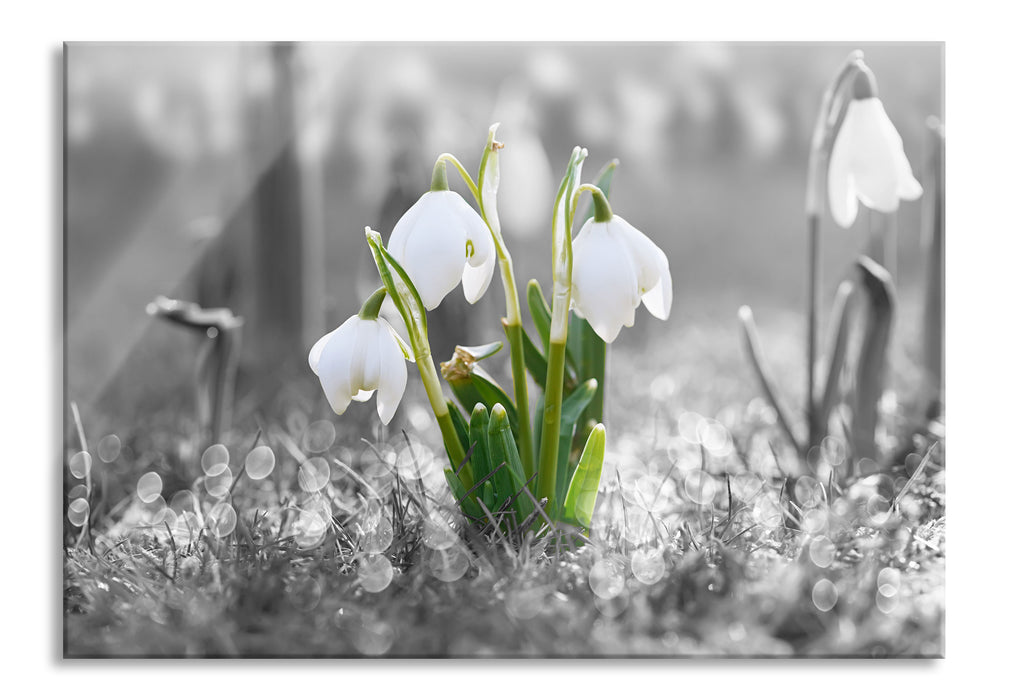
[387, 190, 496, 310]
[309, 315, 412, 425]
[828, 89, 923, 228]
[571, 215, 673, 343]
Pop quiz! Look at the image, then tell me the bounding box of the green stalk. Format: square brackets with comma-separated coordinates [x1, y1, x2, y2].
[365, 229, 471, 488]
[538, 339, 569, 505]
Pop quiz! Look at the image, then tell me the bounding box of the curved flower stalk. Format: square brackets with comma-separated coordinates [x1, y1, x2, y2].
[571, 214, 672, 343]
[308, 288, 412, 426]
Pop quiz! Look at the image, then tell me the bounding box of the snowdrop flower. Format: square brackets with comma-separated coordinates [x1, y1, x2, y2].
[828, 69, 923, 228]
[571, 214, 672, 343]
[308, 291, 413, 425]
[387, 188, 496, 310]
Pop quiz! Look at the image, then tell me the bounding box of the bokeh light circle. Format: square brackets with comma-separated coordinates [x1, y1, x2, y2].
[244, 445, 276, 480]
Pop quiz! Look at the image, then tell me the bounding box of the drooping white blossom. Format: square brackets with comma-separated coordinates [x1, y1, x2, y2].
[571, 215, 672, 343]
[309, 315, 412, 425]
[828, 97, 923, 228]
[387, 190, 496, 310]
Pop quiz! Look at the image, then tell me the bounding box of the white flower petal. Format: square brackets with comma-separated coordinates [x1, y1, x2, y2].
[615, 216, 673, 320]
[308, 329, 336, 375]
[400, 210, 468, 309]
[316, 316, 360, 415]
[571, 220, 639, 343]
[375, 323, 408, 425]
[828, 118, 859, 229]
[462, 245, 496, 303]
[447, 191, 494, 267]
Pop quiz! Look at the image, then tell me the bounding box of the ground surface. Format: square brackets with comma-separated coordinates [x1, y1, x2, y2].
[63, 304, 945, 658]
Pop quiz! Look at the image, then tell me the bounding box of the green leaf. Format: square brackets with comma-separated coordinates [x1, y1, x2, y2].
[470, 367, 519, 435]
[526, 279, 553, 351]
[488, 404, 534, 522]
[555, 379, 598, 501]
[522, 329, 548, 389]
[562, 423, 606, 527]
[446, 401, 469, 446]
[365, 229, 427, 343]
[443, 467, 482, 520]
[468, 404, 499, 504]
[456, 341, 504, 362]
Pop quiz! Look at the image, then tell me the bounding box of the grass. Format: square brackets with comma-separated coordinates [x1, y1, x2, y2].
[62, 303, 944, 658]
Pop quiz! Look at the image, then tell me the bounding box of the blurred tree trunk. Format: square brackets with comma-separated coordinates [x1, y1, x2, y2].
[245, 43, 306, 372]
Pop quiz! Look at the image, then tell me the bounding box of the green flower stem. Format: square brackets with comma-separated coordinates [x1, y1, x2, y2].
[537, 339, 569, 506]
[417, 349, 473, 488]
[438, 138, 534, 471]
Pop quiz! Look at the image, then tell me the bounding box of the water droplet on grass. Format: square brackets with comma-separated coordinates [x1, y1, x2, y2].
[298, 457, 331, 493]
[201, 444, 230, 474]
[204, 466, 233, 498]
[358, 504, 393, 553]
[683, 469, 717, 505]
[427, 544, 469, 582]
[809, 535, 836, 568]
[357, 553, 394, 593]
[811, 578, 838, 612]
[293, 510, 328, 549]
[876, 590, 898, 614]
[287, 576, 322, 612]
[97, 434, 122, 463]
[422, 511, 459, 551]
[207, 501, 236, 537]
[730, 473, 763, 502]
[69, 451, 92, 479]
[505, 586, 548, 620]
[794, 475, 820, 508]
[67, 498, 89, 527]
[877, 567, 900, 597]
[677, 412, 706, 445]
[631, 547, 666, 585]
[589, 558, 625, 600]
[136, 471, 163, 503]
[865, 494, 892, 526]
[244, 445, 276, 480]
[752, 493, 782, 526]
[139, 495, 169, 526]
[303, 420, 336, 453]
[351, 618, 394, 656]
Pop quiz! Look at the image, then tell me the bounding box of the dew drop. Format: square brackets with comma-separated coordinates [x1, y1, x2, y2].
[139, 495, 169, 526]
[588, 558, 625, 600]
[630, 547, 666, 585]
[351, 618, 394, 656]
[683, 469, 717, 505]
[303, 420, 337, 453]
[298, 457, 331, 493]
[877, 567, 901, 597]
[136, 471, 163, 503]
[244, 445, 276, 480]
[357, 504, 393, 554]
[427, 544, 470, 582]
[293, 510, 329, 549]
[809, 535, 836, 568]
[67, 497, 89, 527]
[422, 511, 459, 551]
[204, 465, 234, 498]
[794, 475, 821, 508]
[201, 444, 230, 474]
[876, 589, 898, 614]
[505, 586, 548, 620]
[69, 451, 92, 479]
[357, 553, 394, 593]
[97, 434, 122, 463]
[207, 501, 237, 537]
[811, 578, 838, 612]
